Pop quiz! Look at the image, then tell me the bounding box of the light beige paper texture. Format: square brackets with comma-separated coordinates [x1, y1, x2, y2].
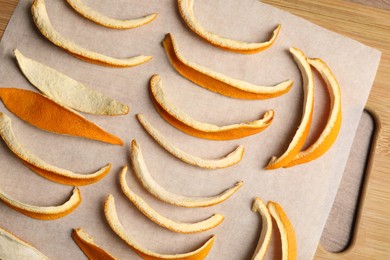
[0, 0, 381, 259]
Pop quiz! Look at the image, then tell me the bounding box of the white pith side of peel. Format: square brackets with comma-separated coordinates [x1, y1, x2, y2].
[31, 0, 152, 67]
[130, 140, 243, 208]
[120, 166, 224, 233]
[66, 0, 157, 29]
[137, 114, 244, 169]
[15, 49, 129, 115]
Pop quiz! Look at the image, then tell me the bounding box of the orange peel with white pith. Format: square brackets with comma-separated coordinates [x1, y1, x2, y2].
[268, 201, 297, 260]
[0, 187, 81, 220]
[285, 58, 342, 167]
[0, 113, 111, 186]
[31, 0, 152, 67]
[178, 0, 280, 54]
[265, 47, 314, 170]
[104, 194, 215, 259]
[137, 114, 244, 169]
[150, 75, 274, 141]
[163, 34, 292, 99]
[120, 166, 224, 233]
[0, 226, 49, 259]
[66, 0, 157, 29]
[14, 49, 129, 116]
[72, 228, 117, 260]
[251, 198, 272, 260]
[130, 140, 243, 208]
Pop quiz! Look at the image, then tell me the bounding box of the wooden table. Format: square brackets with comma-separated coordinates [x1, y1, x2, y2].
[1, 0, 389, 259]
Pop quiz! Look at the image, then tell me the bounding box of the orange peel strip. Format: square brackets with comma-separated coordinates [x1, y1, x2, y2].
[178, 0, 280, 54]
[0, 226, 49, 259]
[120, 166, 224, 233]
[163, 34, 292, 99]
[137, 114, 244, 169]
[104, 194, 215, 259]
[0, 187, 81, 220]
[66, 0, 157, 29]
[251, 198, 272, 260]
[150, 74, 274, 140]
[131, 140, 243, 208]
[72, 228, 117, 260]
[31, 0, 152, 67]
[268, 201, 297, 260]
[265, 48, 314, 169]
[14, 49, 129, 116]
[0, 88, 123, 145]
[0, 112, 111, 186]
[285, 58, 342, 167]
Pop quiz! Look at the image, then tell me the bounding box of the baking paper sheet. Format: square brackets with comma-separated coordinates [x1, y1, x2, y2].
[0, 0, 381, 259]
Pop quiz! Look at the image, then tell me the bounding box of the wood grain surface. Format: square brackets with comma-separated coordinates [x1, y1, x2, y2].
[0, 0, 389, 259]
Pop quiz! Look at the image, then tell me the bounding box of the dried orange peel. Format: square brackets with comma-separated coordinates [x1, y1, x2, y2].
[131, 140, 243, 208]
[0, 187, 81, 220]
[72, 228, 117, 260]
[178, 0, 281, 54]
[150, 75, 274, 140]
[285, 58, 342, 167]
[0, 226, 49, 259]
[266, 48, 314, 169]
[120, 166, 224, 233]
[15, 49, 129, 116]
[0, 88, 123, 145]
[251, 198, 272, 260]
[0, 113, 111, 186]
[66, 0, 157, 29]
[104, 194, 215, 259]
[137, 114, 244, 169]
[163, 34, 292, 99]
[31, 0, 152, 67]
[268, 201, 297, 260]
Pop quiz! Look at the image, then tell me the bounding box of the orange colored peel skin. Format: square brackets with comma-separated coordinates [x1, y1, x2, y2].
[0, 88, 123, 145]
[22, 161, 111, 186]
[162, 34, 292, 100]
[268, 201, 297, 260]
[72, 228, 117, 260]
[0, 188, 81, 220]
[150, 75, 274, 141]
[285, 58, 342, 167]
[265, 48, 314, 170]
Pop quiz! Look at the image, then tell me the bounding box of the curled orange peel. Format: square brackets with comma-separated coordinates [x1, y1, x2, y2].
[150, 74, 274, 140]
[66, 0, 157, 29]
[72, 228, 117, 260]
[268, 201, 297, 260]
[104, 194, 215, 259]
[0, 226, 49, 259]
[163, 34, 292, 99]
[0, 113, 111, 186]
[0, 88, 123, 145]
[178, 0, 281, 54]
[251, 198, 272, 260]
[0, 187, 81, 220]
[265, 48, 314, 169]
[285, 58, 342, 167]
[130, 140, 243, 208]
[137, 114, 244, 169]
[120, 166, 224, 233]
[31, 0, 152, 67]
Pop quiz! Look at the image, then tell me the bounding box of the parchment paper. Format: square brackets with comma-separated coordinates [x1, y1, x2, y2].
[0, 0, 381, 259]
